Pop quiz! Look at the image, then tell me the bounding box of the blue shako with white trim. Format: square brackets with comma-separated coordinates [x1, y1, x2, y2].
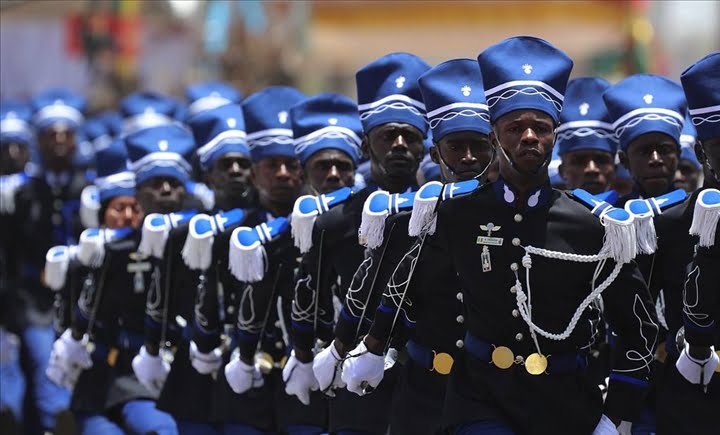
[557, 77, 617, 156]
[418, 58, 491, 140]
[185, 80, 242, 118]
[124, 124, 195, 186]
[119, 91, 181, 135]
[241, 86, 306, 162]
[680, 52, 720, 142]
[602, 74, 687, 152]
[31, 88, 86, 131]
[187, 103, 249, 172]
[95, 138, 136, 204]
[477, 36, 573, 124]
[356, 52, 431, 137]
[290, 92, 363, 165]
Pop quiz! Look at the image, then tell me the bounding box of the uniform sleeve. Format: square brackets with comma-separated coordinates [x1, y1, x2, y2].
[144, 238, 175, 347]
[191, 237, 225, 353]
[291, 226, 335, 352]
[682, 244, 720, 347]
[602, 261, 659, 421]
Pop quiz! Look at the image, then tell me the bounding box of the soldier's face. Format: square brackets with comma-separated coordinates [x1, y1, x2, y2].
[136, 176, 186, 214]
[103, 195, 143, 229]
[433, 131, 494, 182]
[0, 141, 30, 175]
[490, 110, 555, 175]
[559, 149, 615, 194]
[673, 159, 700, 193]
[304, 148, 355, 194]
[37, 125, 76, 170]
[206, 152, 252, 198]
[363, 123, 425, 185]
[251, 156, 303, 206]
[620, 132, 679, 197]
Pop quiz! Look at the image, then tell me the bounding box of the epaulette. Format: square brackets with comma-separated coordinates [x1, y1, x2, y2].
[139, 209, 198, 259]
[45, 245, 78, 291]
[77, 227, 134, 267]
[624, 188, 688, 254]
[690, 188, 720, 247]
[0, 172, 29, 214]
[229, 217, 290, 283]
[571, 189, 637, 264]
[79, 185, 100, 229]
[291, 186, 354, 253]
[594, 189, 619, 206]
[182, 208, 246, 270]
[359, 190, 416, 249]
[408, 179, 480, 237]
[185, 180, 215, 211]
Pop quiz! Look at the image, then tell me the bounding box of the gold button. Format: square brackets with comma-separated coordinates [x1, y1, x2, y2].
[491, 346, 514, 369]
[433, 352, 454, 375]
[525, 353, 548, 375]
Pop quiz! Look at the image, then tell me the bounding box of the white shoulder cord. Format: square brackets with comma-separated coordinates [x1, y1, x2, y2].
[514, 245, 623, 342]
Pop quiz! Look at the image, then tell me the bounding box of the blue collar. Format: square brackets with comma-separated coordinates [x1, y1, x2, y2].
[491, 177, 553, 210]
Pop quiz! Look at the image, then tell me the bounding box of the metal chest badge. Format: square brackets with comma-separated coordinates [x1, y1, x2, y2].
[477, 223, 503, 272]
[128, 251, 152, 293]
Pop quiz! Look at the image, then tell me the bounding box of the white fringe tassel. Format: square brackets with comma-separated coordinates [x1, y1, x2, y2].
[599, 215, 637, 264]
[690, 189, 720, 247]
[139, 215, 169, 259]
[408, 198, 437, 237]
[77, 230, 106, 268]
[633, 215, 658, 255]
[182, 218, 214, 270]
[229, 228, 267, 283]
[79, 185, 100, 229]
[291, 213, 316, 254]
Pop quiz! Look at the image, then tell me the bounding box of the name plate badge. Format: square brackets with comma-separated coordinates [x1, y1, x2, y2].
[476, 236, 504, 246]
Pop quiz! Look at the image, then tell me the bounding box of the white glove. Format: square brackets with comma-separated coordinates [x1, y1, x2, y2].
[283, 351, 319, 405]
[46, 329, 93, 390]
[341, 340, 385, 396]
[592, 414, 619, 435]
[189, 341, 223, 375]
[676, 344, 719, 386]
[313, 342, 346, 393]
[224, 355, 264, 394]
[132, 346, 170, 396]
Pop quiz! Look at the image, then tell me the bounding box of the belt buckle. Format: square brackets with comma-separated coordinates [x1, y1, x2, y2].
[491, 346, 514, 369]
[432, 351, 454, 375]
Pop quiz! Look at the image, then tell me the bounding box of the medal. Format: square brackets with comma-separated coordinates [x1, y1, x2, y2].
[481, 246, 492, 272]
[478, 223, 503, 273]
[127, 252, 151, 293]
[491, 346, 514, 369]
[432, 352, 454, 375]
[525, 353, 548, 375]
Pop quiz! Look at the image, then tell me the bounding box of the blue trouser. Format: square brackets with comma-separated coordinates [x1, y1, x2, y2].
[632, 406, 656, 435]
[456, 420, 516, 435]
[76, 412, 124, 435]
[0, 328, 25, 420]
[121, 400, 179, 435]
[22, 324, 72, 430]
[176, 420, 269, 435]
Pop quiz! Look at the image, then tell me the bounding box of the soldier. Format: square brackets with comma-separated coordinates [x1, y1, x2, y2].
[556, 78, 618, 195]
[355, 36, 657, 434]
[338, 57, 495, 434]
[290, 52, 429, 434]
[184, 86, 305, 434]
[651, 52, 720, 435]
[147, 102, 258, 431]
[1, 88, 90, 433]
[0, 100, 33, 177]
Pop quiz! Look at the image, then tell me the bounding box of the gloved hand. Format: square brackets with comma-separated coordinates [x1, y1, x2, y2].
[46, 329, 93, 390]
[341, 340, 385, 396]
[132, 346, 170, 396]
[313, 341, 346, 393]
[283, 350, 319, 405]
[592, 414, 619, 435]
[676, 344, 719, 385]
[224, 355, 264, 394]
[189, 341, 223, 375]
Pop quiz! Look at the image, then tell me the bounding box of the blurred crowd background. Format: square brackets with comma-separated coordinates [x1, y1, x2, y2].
[1, 0, 719, 112]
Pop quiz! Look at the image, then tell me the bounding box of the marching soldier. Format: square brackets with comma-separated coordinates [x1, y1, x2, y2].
[339, 58, 496, 434]
[348, 36, 659, 434]
[291, 52, 429, 434]
[651, 52, 720, 435]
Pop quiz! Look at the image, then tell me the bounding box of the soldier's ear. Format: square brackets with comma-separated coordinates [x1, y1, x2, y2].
[361, 135, 370, 160]
[618, 150, 629, 169]
[488, 128, 498, 148]
[429, 146, 440, 165]
[558, 162, 566, 179]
